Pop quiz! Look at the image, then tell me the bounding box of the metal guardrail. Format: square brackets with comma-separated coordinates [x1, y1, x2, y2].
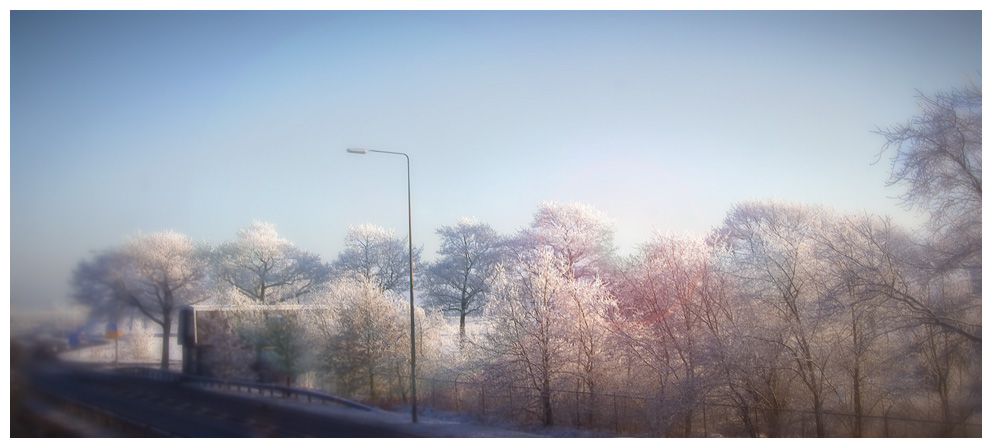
[113, 367, 378, 412]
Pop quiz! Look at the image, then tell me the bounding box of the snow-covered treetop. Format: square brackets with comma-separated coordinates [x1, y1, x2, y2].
[519, 201, 616, 279]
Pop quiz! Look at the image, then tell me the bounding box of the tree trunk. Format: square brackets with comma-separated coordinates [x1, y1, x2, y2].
[938, 370, 952, 435]
[369, 369, 376, 400]
[813, 396, 825, 437]
[160, 312, 172, 370]
[851, 305, 864, 437]
[853, 364, 863, 437]
[684, 410, 693, 437]
[739, 404, 758, 438]
[459, 312, 466, 348]
[541, 387, 553, 426]
[807, 356, 826, 437]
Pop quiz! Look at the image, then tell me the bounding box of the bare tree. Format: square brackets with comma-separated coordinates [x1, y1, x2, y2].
[611, 232, 712, 436]
[421, 218, 506, 345]
[332, 223, 421, 294]
[214, 221, 330, 305]
[817, 214, 915, 436]
[711, 200, 837, 437]
[876, 83, 981, 240]
[872, 86, 982, 432]
[873, 84, 982, 344]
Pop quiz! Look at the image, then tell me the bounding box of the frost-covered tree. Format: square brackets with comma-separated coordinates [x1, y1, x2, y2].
[483, 249, 572, 426]
[313, 279, 405, 398]
[421, 218, 506, 345]
[72, 231, 210, 369]
[214, 221, 330, 305]
[816, 214, 916, 436]
[305, 278, 442, 401]
[710, 200, 838, 437]
[611, 232, 714, 436]
[873, 85, 982, 344]
[710, 305, 794, 438]
[121, 318, 155, 362]
[482, 247, 613, 426]
[518, 201, 617, 280]
[870, 86, 982, 433]
[210, 221, 330, 385]
[821, 212, 979, 432]
[875, 83, 981, 242]
[557, 260, 614, 427]
[332, 223, 421, 294]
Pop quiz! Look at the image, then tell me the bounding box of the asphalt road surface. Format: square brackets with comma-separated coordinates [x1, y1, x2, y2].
[21, 362, 424, 437]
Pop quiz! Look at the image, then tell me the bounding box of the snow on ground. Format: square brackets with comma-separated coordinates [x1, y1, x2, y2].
[59, 323, 182, 367]
[197, 384, 540, 438]
[192, 379, 625, 438]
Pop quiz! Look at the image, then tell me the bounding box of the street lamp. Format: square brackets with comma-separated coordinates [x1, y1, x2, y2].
[346, 147, 418, 423]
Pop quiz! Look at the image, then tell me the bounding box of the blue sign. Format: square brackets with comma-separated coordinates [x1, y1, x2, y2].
[68, 331, 80, 348]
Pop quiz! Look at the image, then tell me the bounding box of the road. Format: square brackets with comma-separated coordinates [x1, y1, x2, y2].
[18, 361, 424, 437]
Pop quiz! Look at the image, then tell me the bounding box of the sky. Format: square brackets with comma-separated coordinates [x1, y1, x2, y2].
[7, 8, 983, 313]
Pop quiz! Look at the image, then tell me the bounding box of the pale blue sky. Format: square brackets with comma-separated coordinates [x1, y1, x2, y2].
[9, 10, 982, 311]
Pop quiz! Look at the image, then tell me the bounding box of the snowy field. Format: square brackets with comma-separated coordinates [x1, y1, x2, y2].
[59, 329, 182, 368]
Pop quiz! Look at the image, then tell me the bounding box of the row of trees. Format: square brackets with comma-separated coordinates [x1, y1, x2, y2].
[72, 84, 980, 436]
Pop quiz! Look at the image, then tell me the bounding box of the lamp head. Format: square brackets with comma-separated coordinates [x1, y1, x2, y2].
[346, 148, 370, 154]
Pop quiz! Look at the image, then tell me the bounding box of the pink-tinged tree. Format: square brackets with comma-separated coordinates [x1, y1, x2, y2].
[421, 218, 506, 345]
[518, 201, 617, 280]
[73, 231, 211, 369]
[610, 232, 713, 436]
[332, 223, 421, 294]
[658, 248, 772, 437]
[557, 258, 615, 427]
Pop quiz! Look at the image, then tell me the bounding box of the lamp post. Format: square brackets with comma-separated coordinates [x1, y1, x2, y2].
[346, 147, 418, 423]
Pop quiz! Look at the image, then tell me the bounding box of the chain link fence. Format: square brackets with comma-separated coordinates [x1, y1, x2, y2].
[410, 375, 980, 437]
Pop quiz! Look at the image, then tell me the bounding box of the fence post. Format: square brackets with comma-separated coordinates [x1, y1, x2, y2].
[702, 398, 707, 437]
[884, 407, 890, 437]
[613, 394, 619, 434]
[575, 379, 580, 427]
